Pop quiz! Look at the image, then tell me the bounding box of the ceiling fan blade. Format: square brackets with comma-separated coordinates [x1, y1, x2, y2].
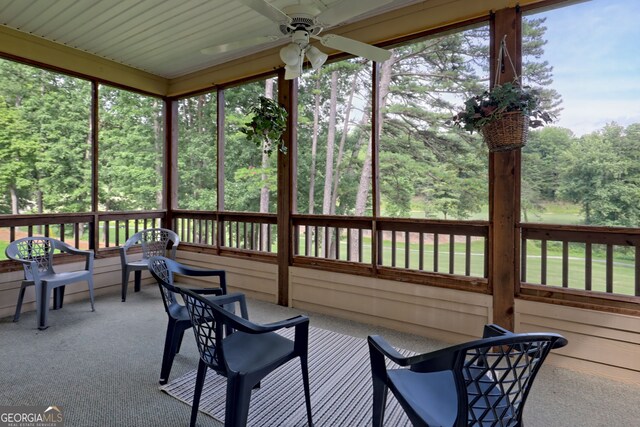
[238, 0, 290, 25]
[317, 34, 391, 63]
[201, 35, 281, 55]
[316, 0, 394, 27]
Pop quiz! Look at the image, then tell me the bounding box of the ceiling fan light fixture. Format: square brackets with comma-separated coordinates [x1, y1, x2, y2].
[284, 64, 300, 80]
[280, 43, 301, 65]
[306, 45, 328, 70]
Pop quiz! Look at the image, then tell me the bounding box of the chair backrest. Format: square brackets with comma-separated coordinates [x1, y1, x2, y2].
[6, 237, 60, 279]
[450, 333, 566, 426]
[148, 256, 180, 311]
[127, 228, 179, 259]
[178, 288, 229, 372]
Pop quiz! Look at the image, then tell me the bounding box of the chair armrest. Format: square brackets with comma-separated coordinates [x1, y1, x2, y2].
[251, 315, 309, 333]
[482, 324, 514, 339]
[120, 234, 142, 263]
[191, 288, 224, 296]
[55, 240, 92, 257]
[55, 241, 93, 271]
[9, 258, 41, 283]
[368, 335, 414, 366]
[206, 292, 249, 320]
[369, 335, 457, 372]
[176, 266, 227, 294]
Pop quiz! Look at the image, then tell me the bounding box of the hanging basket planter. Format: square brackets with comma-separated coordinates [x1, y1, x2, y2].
[449, 36, 553, 152]
[481, 111, 529, 152]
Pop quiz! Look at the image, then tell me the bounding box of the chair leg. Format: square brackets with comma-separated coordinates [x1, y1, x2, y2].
[13, 285, 27, 322]
[175, 329, 185, 355]
[372, 374, 388, 427]
[121, 268, 130, 302]
[134, 270, 142, 292]
[300, 356, 314, 427]
[225, 374, 252, 427]
[87, 277, 95, 312]
[38, 284, 51, 330]
[53, 286, 65, 310]
[159, 321, 180, 385]
[190, 359, 208, 427]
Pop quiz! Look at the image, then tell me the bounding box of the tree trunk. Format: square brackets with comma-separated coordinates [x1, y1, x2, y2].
[322, 71, 339, 257]
[352, 54, 395, 260]
[330, 71, 358, 215]
[308, 73, 321, 214]
[10, 186, 19, 214]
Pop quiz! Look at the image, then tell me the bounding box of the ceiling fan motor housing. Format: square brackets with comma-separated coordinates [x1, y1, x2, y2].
[279, 5, 322, 36]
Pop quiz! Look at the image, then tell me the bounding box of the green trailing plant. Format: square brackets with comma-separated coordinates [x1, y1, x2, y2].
[451, 82, 554, 133]
[241, 96, 288, 156]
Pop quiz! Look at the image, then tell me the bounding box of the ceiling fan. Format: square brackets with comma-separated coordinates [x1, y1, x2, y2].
[201, 0, 394, 79]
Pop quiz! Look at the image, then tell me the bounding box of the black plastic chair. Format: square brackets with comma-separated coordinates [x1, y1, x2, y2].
[6, 236, 95, 330]
[120, 228, 179, 302]
[178, 287, 314, 427]
[368, 324, 567, 427]
[148, 256, 227, 385]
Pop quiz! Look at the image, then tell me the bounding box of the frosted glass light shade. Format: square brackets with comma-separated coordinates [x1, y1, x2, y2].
[280, 43, 301, 66]
[306, 45, 328, 70]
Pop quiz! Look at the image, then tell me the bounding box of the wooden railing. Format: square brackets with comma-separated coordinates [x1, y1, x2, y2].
[172, 211, 277, 258]
[97, 211, 164, 249]
[0, 211, 166, 262]
[376, 218, 489, 278]
[521, 223, 640, 298]
[292, 215, 489, 285]
[6, 210, 639, 303]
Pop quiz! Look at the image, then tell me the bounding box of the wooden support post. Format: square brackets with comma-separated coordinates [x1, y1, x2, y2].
[489, 7, 522, 331]
[372, 62, 381, 274]
[90, 82, 99, 252]
[164, 98, 178, 230]
[216, 89, 225, 254]
[277, 72, 297, 306]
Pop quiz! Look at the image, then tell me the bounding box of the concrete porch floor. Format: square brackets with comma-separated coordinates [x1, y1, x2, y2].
[0, 285, 638, 426]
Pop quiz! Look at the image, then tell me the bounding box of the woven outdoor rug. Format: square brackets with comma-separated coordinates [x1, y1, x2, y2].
[160, 326, 413, 426]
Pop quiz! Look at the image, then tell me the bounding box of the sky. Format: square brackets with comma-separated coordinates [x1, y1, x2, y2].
[528, 0, 640, 136]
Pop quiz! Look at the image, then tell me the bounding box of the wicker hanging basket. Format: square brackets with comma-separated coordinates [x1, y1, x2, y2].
[481, 111, 529, 152]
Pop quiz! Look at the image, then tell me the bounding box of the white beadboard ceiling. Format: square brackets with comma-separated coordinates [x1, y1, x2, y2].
[0, 0, 421, 79]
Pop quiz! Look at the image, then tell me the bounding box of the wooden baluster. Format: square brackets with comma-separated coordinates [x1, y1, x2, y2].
[585, 243, 592, 291]
[541, 240, 547, 285]
[635, 245, 640, 296]
[466, 235, 472, 277]
[606, 244, 613, 293]
[75, 223, 80, 248]
[562, 241, 569, 288]
[359, 229, 364, 263]
[346, 228, 352, 261]
[449, 233, 455, 275]
[433, 233, 439, 273]
[520, 236, 527, 283]
[391, 231, 396, 267]
[405, 231, 410, 269]
[419, 232, 424, 271]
